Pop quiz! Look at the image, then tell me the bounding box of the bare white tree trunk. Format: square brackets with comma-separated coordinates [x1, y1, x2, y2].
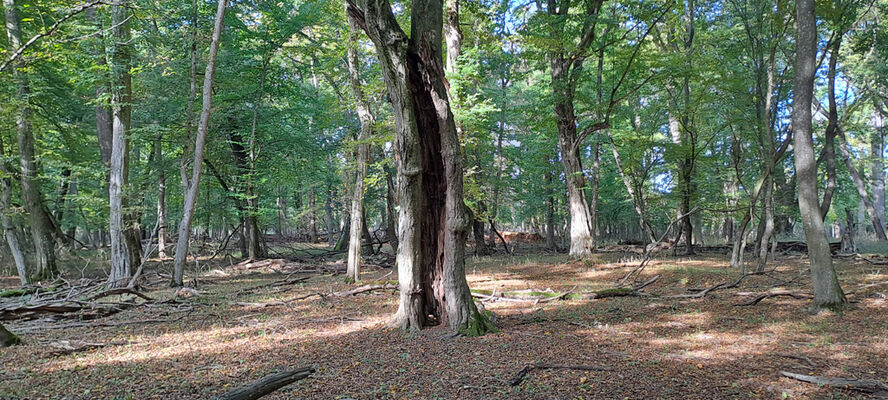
[345, 10, 374, 283]
[172, 0, 229, 286]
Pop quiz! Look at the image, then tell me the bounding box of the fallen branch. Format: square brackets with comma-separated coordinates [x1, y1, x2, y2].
[734, 290, 813, 306]
[510, 363, 614, 386]
[332, 283, 397, 297]
[619, 207, 700, 285]
[87, 288, 154, 302]
[585, 275, 660, 299]
[213, 367, 316, 400]
[48, 340, 110, 355]
[846, 280, 888, 295]
[780, 371, 888, 396]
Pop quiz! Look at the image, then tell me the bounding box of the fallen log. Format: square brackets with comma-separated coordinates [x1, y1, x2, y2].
[213, 367, 316, 400]
[510, 363, 614, 386]
[780, 371, 888, 396]
[1, 304, 83, 320]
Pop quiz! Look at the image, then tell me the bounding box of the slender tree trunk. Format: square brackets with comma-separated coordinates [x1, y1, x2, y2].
[5, 0, 58, 279]
[836, 130, 888, 241]
[325, 185, 335, 248]
[309, 188, 318, 243]
[0, 135, 28, 285]
[155, 131, 167, 258]
[385, 171, 398, 254]
[345, 9, 374, 283]
[172, 0, 229, 286]
[792, 0, 846, 312]
[871, 105, 886, 230]
[607, 134, 657, 245]
[819, 37, 841, 219]
[348, 0, 494, 334]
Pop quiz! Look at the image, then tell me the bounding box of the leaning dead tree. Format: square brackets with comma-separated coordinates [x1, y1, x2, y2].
[346, 0, 495, 334]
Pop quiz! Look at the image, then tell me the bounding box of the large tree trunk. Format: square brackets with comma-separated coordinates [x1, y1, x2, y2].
[345, 9, 374, 283]
[348, 0, 494, 335]
[172, 0, 229, 287]
[792, 0, 846, 312]
[0, 135, 28, 285]
[552, 61, 596, 258]
[107, 2, 134, 287]
[5, 0, 58, 280]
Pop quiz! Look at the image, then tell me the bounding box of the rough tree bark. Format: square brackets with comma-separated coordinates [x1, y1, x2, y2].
[345, 9, 374, 283]
[0, 134, 28, 285]
[347, 0, 494, 334]
[548, 0, 607, 258]
[172, 0, 229, 287]
[107, 1, 134, 287]
[4, 0, 58, 280]
[791, 0, 847, 312]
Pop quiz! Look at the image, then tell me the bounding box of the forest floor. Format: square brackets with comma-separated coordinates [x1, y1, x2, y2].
[1, 242, 887, 399]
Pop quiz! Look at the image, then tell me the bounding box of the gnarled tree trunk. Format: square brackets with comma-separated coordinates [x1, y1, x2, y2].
[347, 0, 494, 335]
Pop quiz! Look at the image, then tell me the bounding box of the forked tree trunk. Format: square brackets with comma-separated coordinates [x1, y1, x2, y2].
[345, 9, 374, 283]
[347, 0, 494, 335]
[552, 63, 596, 257]
[792, 0, 846, 312]
[4, 0, 58, 280]
[172, 0, 229, 286]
